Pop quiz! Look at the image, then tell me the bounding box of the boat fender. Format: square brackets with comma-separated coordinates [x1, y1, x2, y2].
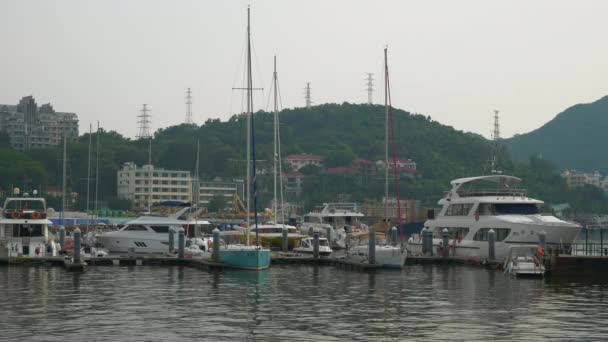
[31, 211, 41, 219]
[11, 211, 21, 219]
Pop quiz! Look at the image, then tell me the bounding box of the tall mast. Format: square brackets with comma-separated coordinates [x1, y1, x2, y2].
[247, 6, 261, 244]
[491, 109, 500, 173]
[148, 134, 152, 213]
[245, 6, 252, 245]
[94, 121, 100, 220]
[193, 139, 200, 209]
[61, 132, 67, 226]
[384, 48, 389, 222]
[86, 123, 92, 227]
[273, 56, 278, 222]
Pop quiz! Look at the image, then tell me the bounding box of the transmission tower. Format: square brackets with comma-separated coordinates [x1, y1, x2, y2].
[136, 104, 152, 139]
[185, 88, 193, 124]
[365, 73, 374, 104]
[491, 109, 500, 173]
[304, 82, 312, 108]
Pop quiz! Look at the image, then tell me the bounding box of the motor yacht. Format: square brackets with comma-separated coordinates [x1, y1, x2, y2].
[293, 237, 333, 256]
[408, 175, 582, 260]
[345, 232, 406, 268]
[0, 193, 59, 257]
[301, 203, 367, 249]
[503, 245, 546, 277]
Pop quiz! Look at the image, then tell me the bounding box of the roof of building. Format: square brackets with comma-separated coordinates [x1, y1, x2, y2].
[286, 154, 323, 161]
[326, 167, 359, 175]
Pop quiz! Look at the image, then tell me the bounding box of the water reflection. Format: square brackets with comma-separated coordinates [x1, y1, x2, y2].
[1, 264, 608, 341]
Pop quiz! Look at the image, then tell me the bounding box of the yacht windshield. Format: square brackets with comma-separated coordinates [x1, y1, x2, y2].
[494, 203, 539, 215]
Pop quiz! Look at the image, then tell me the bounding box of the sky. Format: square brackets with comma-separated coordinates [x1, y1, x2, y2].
[1, 0, 607, 139]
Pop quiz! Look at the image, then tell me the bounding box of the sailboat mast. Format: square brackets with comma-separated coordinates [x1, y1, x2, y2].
[86, 123, 92, 227]
[94, 121, 100, 221]
[384, 47, 389, 223]
[245, 6, 252, 245]
[193, 139, 200, 209]
[273, 55, 278, 222]
[61, 133, 67, 226]
[247, 6, 260, 244]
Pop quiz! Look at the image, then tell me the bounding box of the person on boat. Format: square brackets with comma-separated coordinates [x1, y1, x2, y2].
[536, 245, 544, 259]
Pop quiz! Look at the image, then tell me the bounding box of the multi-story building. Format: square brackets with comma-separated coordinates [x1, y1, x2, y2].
[0, 96, 79, 150]
[117, 163, 192, 210]
[197, 179, 244, 207]
[562, 170, 606, 190]
[283, 172, 305, 197]
[285, 154, 323, 171]
[375, 158, 417, 174]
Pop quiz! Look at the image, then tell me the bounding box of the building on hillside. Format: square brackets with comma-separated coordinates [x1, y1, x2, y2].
[0, 96, 79, 150]
[283, 172, 305, 197]
[285, 154, 323, 171]
[197, 179, 244, 207]
[562, 170, 607, 190]
[353, 158, 375, 175]
[117, 163, 192, 210]
[326, 167, 359, 175]
[375, 158, 417, 174]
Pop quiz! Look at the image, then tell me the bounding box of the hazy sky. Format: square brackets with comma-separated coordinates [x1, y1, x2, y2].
[2, 0, 607, 139]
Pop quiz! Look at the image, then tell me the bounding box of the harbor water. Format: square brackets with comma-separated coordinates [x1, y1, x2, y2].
[1, 264, 608, 341]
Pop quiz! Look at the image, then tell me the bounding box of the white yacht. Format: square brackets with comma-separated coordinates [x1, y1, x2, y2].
[345, 232, 406, 268]
[0, 194, 58, 257]
[301, 203, 367, 248]
[409, 175, 582, 260]
[97, 216, 189, 254]
[503, 245, 546, 277]
[293, 237, 333, 256]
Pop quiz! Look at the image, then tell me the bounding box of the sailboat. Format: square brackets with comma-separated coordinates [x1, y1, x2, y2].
[345, 47, 407, 268]
[219, 6, 271, 270]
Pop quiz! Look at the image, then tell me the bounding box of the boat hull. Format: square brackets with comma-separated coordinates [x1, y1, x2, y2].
[235, 234, 304, 249]
[346, 245, 406, 268]
[96, 235, 172, 254]
[219, 246, 271, 270]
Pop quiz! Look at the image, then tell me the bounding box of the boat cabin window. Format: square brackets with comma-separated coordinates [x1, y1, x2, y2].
[123, 225, 149, 232]
[11, 224, 44, 237]
[445, 204, 473, 216]
[434, 227, 469, 239]
[473, 228, 511, 241]
[150, 226, 170, 233]
[478, 203, 540, 215]
[320, 239, 329, 247]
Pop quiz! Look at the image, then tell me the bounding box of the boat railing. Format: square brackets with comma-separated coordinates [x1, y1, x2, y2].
[456, 189, 528, 198]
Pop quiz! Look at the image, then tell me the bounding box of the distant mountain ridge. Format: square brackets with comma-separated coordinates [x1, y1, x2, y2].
[505, 96, 608, 173]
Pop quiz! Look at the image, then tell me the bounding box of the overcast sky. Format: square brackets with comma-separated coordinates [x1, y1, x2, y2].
[2, 0, 607, 139]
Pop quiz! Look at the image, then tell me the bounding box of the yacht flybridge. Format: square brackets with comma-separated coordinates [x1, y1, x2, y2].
[409, 175, 581, 260]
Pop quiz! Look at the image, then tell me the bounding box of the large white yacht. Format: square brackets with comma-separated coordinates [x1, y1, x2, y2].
[301, 203, 367, 248]
[0, 194, 58, 257]
[409, 175, 582, 260]
[97, 216, 195, 254]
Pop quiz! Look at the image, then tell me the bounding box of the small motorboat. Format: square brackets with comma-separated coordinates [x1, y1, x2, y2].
[503, 245, 546, 277]
[293, 237, 333, 257]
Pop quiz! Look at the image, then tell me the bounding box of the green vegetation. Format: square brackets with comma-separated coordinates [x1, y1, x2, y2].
[506, 96, 608, 173]
[0, 102, 606, 215]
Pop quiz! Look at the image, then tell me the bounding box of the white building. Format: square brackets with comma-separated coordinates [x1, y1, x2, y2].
[562, 170, 605, 190]
[197, 179, 244, 207]
[117, 163, 192, 210]
[285, 154, 323, 171]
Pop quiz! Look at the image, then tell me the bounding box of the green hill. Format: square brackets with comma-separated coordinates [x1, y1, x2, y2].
[1, 102, 606, 214]
[505, 96, 608, 173]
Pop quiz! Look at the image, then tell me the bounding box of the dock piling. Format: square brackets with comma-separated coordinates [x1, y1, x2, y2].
[308, 227, 314, 237]
[369, 231, 376, 264]
[442, 228, 449, 258]
[213, 228, 221, 262]
[178, 228, 185, 259]
[421, 228, 428, 255]
[488, 229, 496, 261]
[313, 231, 320, 259]
[169, 229, 175, 254]
[325, 227, 332, 245]
[282, 227, 289, 252]
[73, 228, 81, 263]
[59, 226, 66, 251]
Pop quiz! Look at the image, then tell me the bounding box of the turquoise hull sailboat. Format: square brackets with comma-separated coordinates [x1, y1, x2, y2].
[219, 6, 271, 271]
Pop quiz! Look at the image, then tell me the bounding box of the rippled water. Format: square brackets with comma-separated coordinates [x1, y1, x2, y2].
[1, 264, 608, 341]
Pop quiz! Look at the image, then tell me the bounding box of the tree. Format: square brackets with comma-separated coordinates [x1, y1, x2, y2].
[208, 194, 228, 213]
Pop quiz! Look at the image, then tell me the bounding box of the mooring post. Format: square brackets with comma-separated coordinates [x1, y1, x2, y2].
[282, 226, 289, 253]
[539, 230, 546, 250]
[325, 227, 332, 245]
[308, 227, 314, 237]
[421, 228, 428, 255]
[73, 228, 81, 263]
[178, 228, 185, 259]
[488, 229, 496, 261]
[213, 228, 220, 262]
[59, 226, 66, 251]
[425, 229, 434, 257]
[391, 226, 398, 247]
[169, 228, 175, 254]
[313, 231, 320, 259]
[442, 228, 449, 258]
[369, 231, 376, 265]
